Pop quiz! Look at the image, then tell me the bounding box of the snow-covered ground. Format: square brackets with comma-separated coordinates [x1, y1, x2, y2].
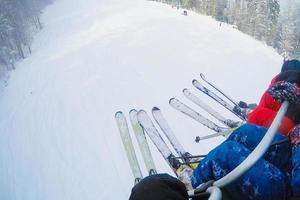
[0, 0, 283, 199]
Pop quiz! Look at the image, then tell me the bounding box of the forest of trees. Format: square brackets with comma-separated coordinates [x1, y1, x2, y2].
[153, 0, 300, 60]
[0, 0, 53, 81]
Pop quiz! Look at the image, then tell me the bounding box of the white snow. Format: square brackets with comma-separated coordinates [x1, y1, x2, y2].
[0, 0, 283, 199]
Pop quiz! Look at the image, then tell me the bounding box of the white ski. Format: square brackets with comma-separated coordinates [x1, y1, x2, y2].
[129, 109, 157, 175]
[137, 110, 193, 190]
[192, 79, 247, 120]
[152, 107, 200, 169]
[200, 73, 239, 107]
[115, 111, 142, 184]
[183, 88, 241, 128]
[137, 110, 175, 165]
[152, 107, 186, 157]
[169, 98, 228, 133]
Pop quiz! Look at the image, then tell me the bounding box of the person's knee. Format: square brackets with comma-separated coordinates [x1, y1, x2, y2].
[192, 141, 249, 188]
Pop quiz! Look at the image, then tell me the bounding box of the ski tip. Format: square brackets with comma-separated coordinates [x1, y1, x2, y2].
[129, 109, 138, 121]
[115, 111, 123, 117]
[137, 109, 147, 115]
[169, 98, 176, 104]
[129, 109, 138, 115]
[152, 107, 160, 112]
[192, 79, 198, 85]
[182, 88, 189, 93]
[137, 110, 148, 121]
[169, 98, 180, 105]
[200, 73, 205, 79]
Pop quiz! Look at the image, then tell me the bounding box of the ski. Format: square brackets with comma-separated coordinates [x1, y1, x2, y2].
[137, 110, 180, 170]
[200, 73, 239, 107]
[200, 73, 257, 110]
[129, 109, 157, 175]
[115, 111, 143, 184]
[183, 88, 240, 128]
[192, 79, 247, 120]
[137, 110, 194, 190]
[152, 107, 186, 157]
[151, 107, 199, 169]
[169, 97, 228, 133]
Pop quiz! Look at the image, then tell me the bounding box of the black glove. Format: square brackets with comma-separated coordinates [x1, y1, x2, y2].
[129, 174, 189, 200]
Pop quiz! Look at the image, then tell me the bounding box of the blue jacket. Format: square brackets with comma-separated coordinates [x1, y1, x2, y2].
[291, 144, 300, 196]
[192, 123, 296, 200]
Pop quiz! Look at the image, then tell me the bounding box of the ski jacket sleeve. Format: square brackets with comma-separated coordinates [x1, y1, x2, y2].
[259, 72, 300, 112]
[248, 72, 300, 134]
[257, 91, 281, 112]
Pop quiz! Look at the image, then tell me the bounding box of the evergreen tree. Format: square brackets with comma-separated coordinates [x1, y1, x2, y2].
[0, 0, 53, 80]
[292, 1, 300, 59]
[266, 0, 280, 46]
[151, 0, 299, 58]
[215, 0, 227, 22]
[279, 0, 300, 58]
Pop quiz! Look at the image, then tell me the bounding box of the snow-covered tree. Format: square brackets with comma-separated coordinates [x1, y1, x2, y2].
[0, 0, 54, 80]
[279, 0, 300, 59]
[215, 0, 227, 21]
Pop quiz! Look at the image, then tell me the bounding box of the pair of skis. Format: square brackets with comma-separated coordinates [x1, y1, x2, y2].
[169, 97, 236, 142]
[116, 108, 203, 189]
[169, 73, 252, 141]
[194, 73, 256, 120]
[169, 74, 244, 142]
[115, 110, 157, 185]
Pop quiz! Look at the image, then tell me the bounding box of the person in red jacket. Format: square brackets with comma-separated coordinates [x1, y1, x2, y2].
[247, 59, 300, 136]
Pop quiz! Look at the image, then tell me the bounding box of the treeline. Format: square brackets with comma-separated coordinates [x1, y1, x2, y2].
[152, 0, 300, 59]
[0, 0, 53, 80]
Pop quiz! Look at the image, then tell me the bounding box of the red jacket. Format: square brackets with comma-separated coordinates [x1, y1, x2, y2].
[247, 106, 295, 135]
[247, 72, 300, 136]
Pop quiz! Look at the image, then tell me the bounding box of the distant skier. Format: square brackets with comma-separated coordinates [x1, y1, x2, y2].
[183, 10, 187, 16]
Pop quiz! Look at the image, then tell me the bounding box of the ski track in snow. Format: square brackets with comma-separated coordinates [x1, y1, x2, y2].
[0, 0, 282, 199]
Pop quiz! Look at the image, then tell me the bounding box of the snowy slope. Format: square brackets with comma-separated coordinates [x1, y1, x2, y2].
[0, 0, 283, 199]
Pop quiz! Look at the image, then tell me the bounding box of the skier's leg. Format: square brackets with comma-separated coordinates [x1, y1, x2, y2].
[226, 123, 291, 171]
[192, 141, 288, 200]
[129, 173, 189, 200]
[291, 145, 300, 197]
[290, 125, 300, 197]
